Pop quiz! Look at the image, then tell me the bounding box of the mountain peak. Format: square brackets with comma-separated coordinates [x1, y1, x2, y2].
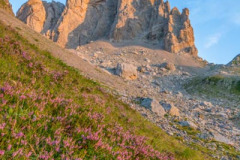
[17, 0, 198, 56]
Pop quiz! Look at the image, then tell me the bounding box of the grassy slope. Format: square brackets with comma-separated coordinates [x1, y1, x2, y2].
[185, 74, 240, 103]
[0, 21, 213, 159]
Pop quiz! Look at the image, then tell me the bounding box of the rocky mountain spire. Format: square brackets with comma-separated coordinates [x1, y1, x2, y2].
[17, 0, 46, 33]
[17, 0, 64, 35]
[17, 0, 198, 56]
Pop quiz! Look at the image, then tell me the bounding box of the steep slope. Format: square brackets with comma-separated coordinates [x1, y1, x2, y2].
[228, 54, 240, 66]
[17, 0, 198, 56]
[0, 0, 14, 15]
[0, 8, 212, 160]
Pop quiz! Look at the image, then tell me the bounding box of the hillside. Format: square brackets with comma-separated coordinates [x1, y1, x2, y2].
[0, 0, 240, 159]
[0, 8, 212, 159]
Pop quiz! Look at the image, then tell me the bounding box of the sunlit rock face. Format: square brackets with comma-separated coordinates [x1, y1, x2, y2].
[17, 0, 198, 56]
[17, 0, 64, 35]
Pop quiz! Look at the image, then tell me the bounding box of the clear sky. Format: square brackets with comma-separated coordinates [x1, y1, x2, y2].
[9, 0, 240, 64]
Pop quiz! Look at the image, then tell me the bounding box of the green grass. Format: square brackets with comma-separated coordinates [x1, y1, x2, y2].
[185, 75, 240, 104]
[203, 75, 224, 85]
[0, 21, 215, 159]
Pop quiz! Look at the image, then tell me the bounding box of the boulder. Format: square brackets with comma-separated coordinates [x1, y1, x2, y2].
[115, 63, 138, 80]
[141, 98, 166, 117]
[179, 121, 198, 129]
[161, 62, 176, 71]
[161, 102, 180, 117]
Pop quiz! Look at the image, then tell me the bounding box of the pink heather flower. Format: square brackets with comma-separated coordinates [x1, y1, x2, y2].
[0, 150, 5, 156]
[21, 140, 27, 146]
[7, 144, 12, 150]
[12, 151, 18, 157]
[0, 123, 6, 130]
[28, 62, 33, 68]
[22, 52, 31, 60]
[15, 132, 24, 138]
[20, 95, 27, 100]
[26, 152, 32, 158]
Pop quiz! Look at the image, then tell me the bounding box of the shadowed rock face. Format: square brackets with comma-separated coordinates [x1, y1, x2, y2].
[17, 0, 198, 56]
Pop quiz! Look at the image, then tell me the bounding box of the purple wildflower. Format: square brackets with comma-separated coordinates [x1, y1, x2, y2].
[7, 144, 12, 150]
[0, 150, 5, 156]
[0, 123, 6, 130]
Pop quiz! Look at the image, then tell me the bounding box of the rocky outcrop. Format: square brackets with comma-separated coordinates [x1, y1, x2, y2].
[42, 1, 65, 37]
[116, 63, 138, 80]
[141, 98, 166, 117]
[51, 0, 119, 48]
[17, 0, 198, 56]
[17, 0, 64, 35]
[17, 0, 46, 33]
[228, 54, 240, 66]
[0, 0, 14, 15]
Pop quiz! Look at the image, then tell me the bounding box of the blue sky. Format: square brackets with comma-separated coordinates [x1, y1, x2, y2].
[10, 0, 240, 64]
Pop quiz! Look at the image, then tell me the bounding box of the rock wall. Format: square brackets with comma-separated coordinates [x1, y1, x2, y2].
[17, 0, 198, 56]
[17, 0, 64, 35]
[52, 0, 119, 48]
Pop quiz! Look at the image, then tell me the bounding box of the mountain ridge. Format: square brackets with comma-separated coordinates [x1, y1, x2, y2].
[17, 0, 198, 56]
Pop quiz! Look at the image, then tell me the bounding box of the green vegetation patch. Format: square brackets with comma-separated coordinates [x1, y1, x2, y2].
[0, 21, 212, 159]
[202, 75, 225, 85]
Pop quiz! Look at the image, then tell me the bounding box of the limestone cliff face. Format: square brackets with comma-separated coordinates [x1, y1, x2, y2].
[17, 0, 46, 33]
[52, 0, 118, 48]
[42, 1, 65, 37]
[17, 0, 64, 35]
[0, 0, 14, 15]
[17, 0, 198, 56]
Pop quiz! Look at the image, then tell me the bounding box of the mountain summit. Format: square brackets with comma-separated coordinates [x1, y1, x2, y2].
[17, 0, 198, 56]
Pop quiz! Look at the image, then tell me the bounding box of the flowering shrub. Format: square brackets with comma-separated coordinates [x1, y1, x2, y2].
[0, 28, 175, 159]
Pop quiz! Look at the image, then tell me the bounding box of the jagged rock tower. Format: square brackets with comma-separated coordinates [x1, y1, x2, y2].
[17, 0, 198, 56]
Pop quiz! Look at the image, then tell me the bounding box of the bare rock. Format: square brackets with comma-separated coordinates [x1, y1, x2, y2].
[52, 0, 118, 48]
[162, 62, 176, 71]
[116, 63, 138, 80]
[161, 102, 180, 117]
[141, 98, 166, 117]
[17, 0, 198, 56]
[42, 1, 65, 37]
[17, 0, 64, 36]
[179, 121, 198, 129]
[164, 8, 198, 56]
[17, 0, 46, 33]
